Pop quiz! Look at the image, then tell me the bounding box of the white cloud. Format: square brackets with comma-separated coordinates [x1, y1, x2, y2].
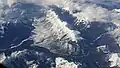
[4, 0, 65, 6]
[73, 4, 110, 22]
[0, 53, 6, 63]
[56, 57, 78, 68]
[54, 0, 120, 26]
[109, 53, 120, 67]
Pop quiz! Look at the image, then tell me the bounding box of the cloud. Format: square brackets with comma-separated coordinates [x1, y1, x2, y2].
[108, 53, 120, 67]
[56, 57, 78, 68]
[14, 0, 64, 5]
[54, 0, 120, 26]
[72, 4, 110, 22]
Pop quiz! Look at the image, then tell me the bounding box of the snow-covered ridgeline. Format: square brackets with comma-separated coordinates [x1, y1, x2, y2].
[32, 10, 79, 55]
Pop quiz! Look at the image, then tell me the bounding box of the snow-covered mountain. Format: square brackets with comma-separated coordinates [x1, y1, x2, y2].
[0, 0, 120, 68]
